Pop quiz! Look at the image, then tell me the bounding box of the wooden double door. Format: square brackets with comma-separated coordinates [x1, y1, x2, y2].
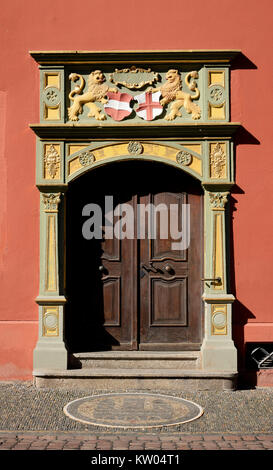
[66, 161, 203, 352]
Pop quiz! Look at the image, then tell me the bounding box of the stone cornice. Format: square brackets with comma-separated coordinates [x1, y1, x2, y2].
[30, 50, 241, 66]
[30, 122, 241, 140]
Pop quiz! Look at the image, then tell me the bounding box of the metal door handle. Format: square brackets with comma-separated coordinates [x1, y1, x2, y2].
[99, 265, 106, 272]
[201, 277, 221, 283]
[164, 264, 173, 273]
[141, 262, 158, 273]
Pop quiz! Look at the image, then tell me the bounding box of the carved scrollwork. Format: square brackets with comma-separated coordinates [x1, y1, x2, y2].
[109, 66, 159, 89]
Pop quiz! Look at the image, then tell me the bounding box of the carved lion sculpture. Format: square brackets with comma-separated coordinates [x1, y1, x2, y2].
[148, 69, 201, 121]
[68, 70, 118, 121]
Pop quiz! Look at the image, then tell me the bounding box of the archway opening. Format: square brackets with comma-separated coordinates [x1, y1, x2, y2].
[65, 160, 203, 353]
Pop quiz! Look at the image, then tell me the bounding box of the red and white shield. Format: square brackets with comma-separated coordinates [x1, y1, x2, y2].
[104, 91, 133, 121]
[134, 91, 163, 121]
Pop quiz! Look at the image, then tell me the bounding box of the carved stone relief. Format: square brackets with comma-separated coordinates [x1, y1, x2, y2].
[44, 145, 60, 179]
[209, 192, 229, 209]
[210, 143, 226, 179]
[127, 141, 143, 155]
[42, 193, 61, 212]
[176, 150, 193, 166]
[67, 68, 201, 122]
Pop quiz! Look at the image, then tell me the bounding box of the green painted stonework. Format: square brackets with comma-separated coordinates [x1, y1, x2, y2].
[31, 51, 240, 374]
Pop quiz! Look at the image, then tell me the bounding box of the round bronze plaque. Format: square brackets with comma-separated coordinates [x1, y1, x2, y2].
[63, 393, 203, 429]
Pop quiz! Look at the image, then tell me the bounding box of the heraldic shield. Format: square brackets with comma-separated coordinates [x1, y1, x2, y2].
[134, 91, 163, 121]
[104, 91, 133, 121]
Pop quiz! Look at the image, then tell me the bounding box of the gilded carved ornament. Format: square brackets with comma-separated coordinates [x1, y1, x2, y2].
[147, 70, 201, 121]
[42, 193, 61, 212]
[210, 143, 226, 179]
[176, 150, 193, 166]
[44, 145, 60, 179]
[127, 141, 143, 155]
[67, 68, 201, 122]
[209, 192, 229, 209]
[79, 150, 96, 166]
[68, 70, 118, 121]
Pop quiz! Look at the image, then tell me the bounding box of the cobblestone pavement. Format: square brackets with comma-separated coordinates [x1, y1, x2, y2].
[0, 431, 273, 450]
[0, 381, 272, 451]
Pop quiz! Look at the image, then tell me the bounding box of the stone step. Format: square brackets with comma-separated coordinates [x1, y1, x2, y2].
[70, 351, 200, 370]
[33, 368, 237, 391]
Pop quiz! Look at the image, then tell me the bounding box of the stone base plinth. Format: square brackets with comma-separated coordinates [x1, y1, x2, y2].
[33, 368, 237, 391]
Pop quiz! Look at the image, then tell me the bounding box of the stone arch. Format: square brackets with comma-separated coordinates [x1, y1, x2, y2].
[66, 141, 203, 184]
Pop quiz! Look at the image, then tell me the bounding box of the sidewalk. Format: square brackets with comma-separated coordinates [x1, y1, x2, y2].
[0, 381, 272, 451]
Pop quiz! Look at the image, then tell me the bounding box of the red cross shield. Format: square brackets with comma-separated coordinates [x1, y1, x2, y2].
[134, 91, 163, 121]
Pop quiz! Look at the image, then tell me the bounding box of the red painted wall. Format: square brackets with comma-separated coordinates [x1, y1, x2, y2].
[0, 0, 272, 379]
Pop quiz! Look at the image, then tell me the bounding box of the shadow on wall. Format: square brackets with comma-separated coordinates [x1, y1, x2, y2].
[229, 105, 261, 387]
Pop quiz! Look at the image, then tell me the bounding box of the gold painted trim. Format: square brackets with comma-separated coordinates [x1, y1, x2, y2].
[44, 104, 61, 121]
[68, 142, 203, 177]
[42, 306, 59, 337]
[208, 103, 226, 120]
[44, 72, 60, 90]
[212, 213, 224, 290]
[211, 304, 227, 335]
[45, 214, 57, 292]
[208, 70, 225, 88]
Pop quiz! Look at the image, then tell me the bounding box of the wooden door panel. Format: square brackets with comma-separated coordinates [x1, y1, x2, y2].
[150, 192, 187, 261]
[102, 277, 121, 326]
[98, 194, 137, 349]
[65, 165, 138, 351]
[139, 173, 203, 350]
[150, 277, 187, 326]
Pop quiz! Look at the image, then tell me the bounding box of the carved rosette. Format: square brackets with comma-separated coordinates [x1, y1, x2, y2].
[210, 143, 226, 179]
[128, 141, 143, 155]
[44, 145, 60, 179]
[209, 192, 229, 209]
[43, 87, 61, 107]
[42, 193, 61, 212]
[208, 85, 225, 106]
[79, 150, 96, 166]
[176, 151, 192, 166]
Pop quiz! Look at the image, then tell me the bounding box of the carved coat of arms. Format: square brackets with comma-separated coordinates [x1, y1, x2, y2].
[68, 68, 201, 122]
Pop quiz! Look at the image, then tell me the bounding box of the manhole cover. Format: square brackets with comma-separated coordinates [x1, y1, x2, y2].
[63, 393, 203, 429]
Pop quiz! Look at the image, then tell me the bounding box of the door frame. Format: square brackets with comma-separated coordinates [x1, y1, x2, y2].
[31, 49, 240, 374]
[33, 140, 237, 373]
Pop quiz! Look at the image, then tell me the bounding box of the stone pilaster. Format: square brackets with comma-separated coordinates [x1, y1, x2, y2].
[33, 191, 68, 370]
[200, 186, 237, 372]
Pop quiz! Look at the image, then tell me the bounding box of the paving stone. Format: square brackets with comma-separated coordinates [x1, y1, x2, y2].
[0, 382, 273, 450]
[80, 444, 97, 449]
[184, 435, 203, 441]
[223, 435, 242, 440]
[241, 435, 257, 441]
[203, 434, 223, 441]
[256, 435, 273, 441]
